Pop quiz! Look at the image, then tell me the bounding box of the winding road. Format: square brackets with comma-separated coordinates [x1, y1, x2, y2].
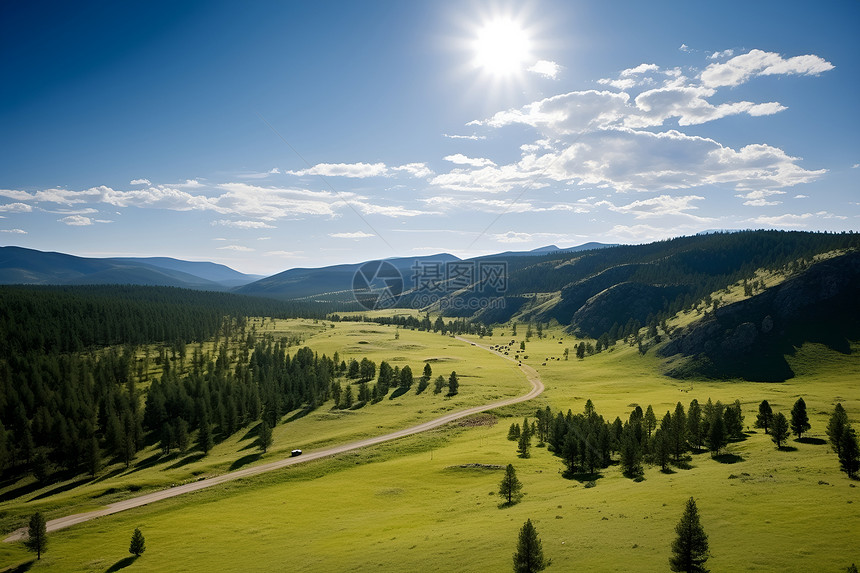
[4, 336, 543, 543]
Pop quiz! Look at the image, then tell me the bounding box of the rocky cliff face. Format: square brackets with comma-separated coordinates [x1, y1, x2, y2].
[659, 251, 860, 381]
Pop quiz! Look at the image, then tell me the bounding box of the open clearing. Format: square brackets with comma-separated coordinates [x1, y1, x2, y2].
[0, 323, 858, 571]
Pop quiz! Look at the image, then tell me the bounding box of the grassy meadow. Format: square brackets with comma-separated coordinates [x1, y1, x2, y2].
[1, 322, 858, 571]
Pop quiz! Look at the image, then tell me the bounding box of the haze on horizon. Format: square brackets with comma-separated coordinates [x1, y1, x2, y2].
[1, 1, 858, 275]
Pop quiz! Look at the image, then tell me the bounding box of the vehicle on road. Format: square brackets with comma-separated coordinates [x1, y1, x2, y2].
[291, 449, 302, 457]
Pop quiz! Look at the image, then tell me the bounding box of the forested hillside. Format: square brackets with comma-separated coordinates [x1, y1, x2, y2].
[427, 230, 860, 339]
[0, 285, 328, 354]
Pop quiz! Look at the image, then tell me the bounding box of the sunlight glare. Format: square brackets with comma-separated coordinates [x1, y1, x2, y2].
[473, 18, 532, 76]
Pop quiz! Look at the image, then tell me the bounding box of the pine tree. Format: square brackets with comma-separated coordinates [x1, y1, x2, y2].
[129, 527, 146, 557]
[25, 512, 48, 560]
[198, 414, 214, 454]
[790, 397, 811, 439]
[508, 423, 521, 441]
[771, 412, 790, 449]
[671, 402, 688, 462]
[85, 435, 101, 477]
[755, 400, 773, 434]
[652, 427, 671, 472]
[838, 426, 859, 479]
[258, 420, 273, 453]
[620, 433, 643, 478]
[687, 399, 702, 451]
[499, 464, 523, 505]
[433, 375, 446, 394]
[669, 497, 709, 573]
[706, 414, 727, 456]
[518, 428, 532, 458]
[448, 371, 459, 396]
[644, 405, 657, 439]
[512, 519, 549, 573]
[827, 403, 849, 457]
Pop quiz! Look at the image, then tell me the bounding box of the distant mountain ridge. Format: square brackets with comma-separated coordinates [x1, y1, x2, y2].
[0, 246, 261, 290]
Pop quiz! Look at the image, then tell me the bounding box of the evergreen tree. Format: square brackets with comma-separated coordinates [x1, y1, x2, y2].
[85, 436, 101, 477]
[644, 405, 657, 439]
[723, 403, 743, 440]
[669, 497, 709, 573]
[827, 403, 849, 456]
[176, 418, 189, 454]
[508, 423, 522, 441]
[433, 375, 446, 394]
[755, 400, 773, 434]
[25, 512, 48, 560]
[771, 412, 790, 449]
[687, 399, 702, 451]
[706, 414, 727, 456]
[499, 464, 524, 505]
[258, 420, 273, 453]
[652, 428, 671, 472]
[198, 414, 214, 454]
[671, 402, 688, 462]
[399, 365, 414, 388]
[129, 527, 146, 557]
[448, 371, 459, 396]
[512, 519, 549, 573]
[838, 426, 859, 479]
[423, 363, 432, 381]
[790, 398, 811, 439]
[620, 433, 643, 478]
[518, 428, 532, 458]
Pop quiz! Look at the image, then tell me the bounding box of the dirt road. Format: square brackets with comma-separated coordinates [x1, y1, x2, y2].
[4, 336, 542, 542]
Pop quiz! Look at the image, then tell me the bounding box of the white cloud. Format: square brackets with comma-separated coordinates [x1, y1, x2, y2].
[265, 250, 303, 257]
[597, 77, 637, 90]
[217, 245, 255, 252]
[329, 231, 375, 239]
[528, 59, 560, 79]
[130, 178, 151, 185]
[176, 179, 204, 188]
[0, 202, 32, 213]
[701, 49, 834, 87]
[0, 228, 27, 234]
[213, 219, 276, 229]
[852, 163, 860, 169]
[794, 194, 808, 199]
[602, 194, 711, 220]
[443, 154, 496, 167]
[354, 201, 431, 217]
[629, 86, 786, 127]
[621, 63, 659, 77]
[708, 49, 734, 60]
[433, 128, 825, 195]
[58, 215, 93, 226]
[391, 163, 434, 178]
[493, 231, 537, 243]
[745, 211, 846, 228]
[736, 189, 785, 206]
[679, 44, 692, 52]
[442, 133, 486, 140]
[269, 168, 280, 174]
[0, 189, 34, 201]
[287, 162, 388, 178]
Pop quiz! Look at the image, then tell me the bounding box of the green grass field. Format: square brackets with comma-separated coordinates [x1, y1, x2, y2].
[1, 323, 858, 571]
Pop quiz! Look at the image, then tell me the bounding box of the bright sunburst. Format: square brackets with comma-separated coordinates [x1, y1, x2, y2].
[473, 18, 532, 76]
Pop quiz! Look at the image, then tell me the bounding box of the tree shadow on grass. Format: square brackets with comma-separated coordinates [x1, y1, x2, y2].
[285, 407, 314, 424]
[239, 422, 262, 442]
[497, 498, 523, 509]
[92, 467, 124, 484]
[1, 560, 35, 573]
[0, 481, 43, 503]
[388, 386, 410, 400]
[659, 467, 677, 474]
[776, 445, 798, 452]
[713, 453, 745, 464]
[562, 470, 603, 483]
[105, 556, 138, 572]
[166, 453, 205, 470]
[127, 452, 167, 474]
[796, 437, 827, 446]
[29, 476, 93, 501]
[229, 453, 261, 471]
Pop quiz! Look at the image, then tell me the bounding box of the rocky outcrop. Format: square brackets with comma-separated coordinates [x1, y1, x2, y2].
[660, 251, 860, 381]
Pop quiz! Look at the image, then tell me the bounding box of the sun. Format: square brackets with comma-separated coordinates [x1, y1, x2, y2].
[473, 18, 532, 77]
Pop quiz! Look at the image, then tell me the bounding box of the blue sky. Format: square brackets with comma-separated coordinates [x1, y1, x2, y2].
[1, 0, 858, 274]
